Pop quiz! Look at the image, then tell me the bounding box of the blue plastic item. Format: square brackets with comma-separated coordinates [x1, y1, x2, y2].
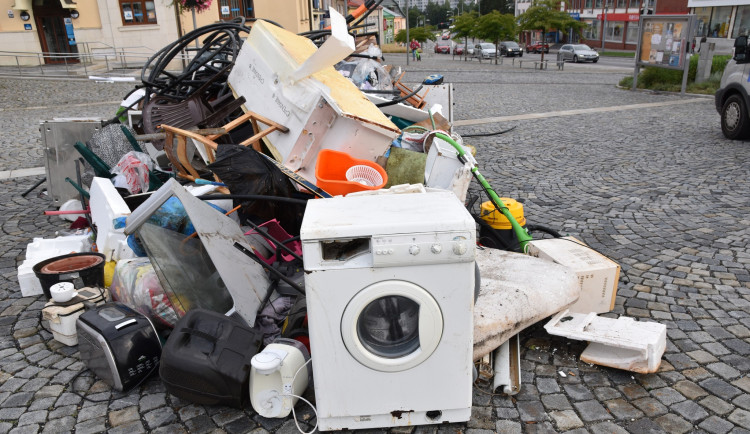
[423, 74, 444, 85]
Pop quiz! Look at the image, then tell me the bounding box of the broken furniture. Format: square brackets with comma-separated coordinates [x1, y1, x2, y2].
[545, 309, 667, 374]
[41, 287, 110, 346]
[159, 110, 289, 183]
[393, 71, 431, 110]
[301, 189, 475, 430]
[473, 247, 581, 361]
[228, 18, 400, 185]
[124, 178, 271, 327]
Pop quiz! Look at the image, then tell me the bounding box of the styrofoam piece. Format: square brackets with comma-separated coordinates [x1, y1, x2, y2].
[364, 93, 430, 123]
[18, 234, 92, 297]
[473, 247, 580, 361]
[228, 19, 399, 185]
[527, 237, 621, 314]
[493, 334, 521, 395]
[290, 8, 354, 83]
[346, 183, 428, 197]
[90, 177, 131, 262]
[544, 310, 667, 374]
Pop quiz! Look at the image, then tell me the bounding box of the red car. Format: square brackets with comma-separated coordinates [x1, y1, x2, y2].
[526, 41, 550, 53]
[453, 44, 464, 55]
[434, 42, 451, 54]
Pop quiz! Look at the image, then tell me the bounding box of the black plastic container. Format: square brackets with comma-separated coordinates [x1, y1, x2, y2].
[33, 253, 106, 299]
[159, 309, 263, 408]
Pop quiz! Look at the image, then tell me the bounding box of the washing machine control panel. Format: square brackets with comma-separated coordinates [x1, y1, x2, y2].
[371, 232, 474, 267]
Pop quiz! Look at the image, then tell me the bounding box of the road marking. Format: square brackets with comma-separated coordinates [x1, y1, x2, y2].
[0, 100, 122, 112]
[452, 98, 709, 127]
[1, 167, 46, 180]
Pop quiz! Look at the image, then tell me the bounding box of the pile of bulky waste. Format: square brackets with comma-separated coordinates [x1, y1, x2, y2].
[24, 4, 667, 432]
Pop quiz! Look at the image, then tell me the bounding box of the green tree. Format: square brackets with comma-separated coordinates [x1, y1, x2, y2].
[476, 11, 516, 64]
[408, 6, 421, 28]
[425, 1, 451, 29]
[395, 26, 435, 44]
[518, 0, 585, 62]
[452, 11, 478, 60]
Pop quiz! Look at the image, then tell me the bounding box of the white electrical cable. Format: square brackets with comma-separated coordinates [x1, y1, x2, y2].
[280, 357, 317, 434]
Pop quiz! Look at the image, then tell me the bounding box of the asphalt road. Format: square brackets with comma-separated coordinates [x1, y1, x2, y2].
[1, 53, 749, 434]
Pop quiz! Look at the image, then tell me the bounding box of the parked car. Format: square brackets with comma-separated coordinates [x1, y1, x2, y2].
[559, 44, 599, 63]
[435, 41, 451, 54]
[500, 41, 523, 57]
[442, 32, 450, 40]
[474, 42, 496, 59]
[716, 35, 750, 139]
[453, 44, 465, 55]
[526, 41, 550, 53]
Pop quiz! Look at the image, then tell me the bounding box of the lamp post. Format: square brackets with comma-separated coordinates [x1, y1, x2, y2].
[601, 3, 608, 53]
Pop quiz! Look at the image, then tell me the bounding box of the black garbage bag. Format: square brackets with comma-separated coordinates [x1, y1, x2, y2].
[207, 144, 306, 235]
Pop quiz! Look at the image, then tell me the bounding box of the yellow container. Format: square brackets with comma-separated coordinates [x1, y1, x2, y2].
[480, 198, 526, 229]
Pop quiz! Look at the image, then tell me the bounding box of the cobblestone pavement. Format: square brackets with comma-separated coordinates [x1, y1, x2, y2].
[1, 51, 749, 434]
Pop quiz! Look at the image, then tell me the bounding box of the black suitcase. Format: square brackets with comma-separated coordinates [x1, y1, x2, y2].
[159, 309, 262, 408]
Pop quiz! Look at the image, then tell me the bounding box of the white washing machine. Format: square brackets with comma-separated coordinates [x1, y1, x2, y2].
[300, 190, 476, 431]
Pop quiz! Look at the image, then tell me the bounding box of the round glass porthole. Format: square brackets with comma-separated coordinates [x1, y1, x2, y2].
[356, 295, 420, 359]
[341, 280, 443, 372]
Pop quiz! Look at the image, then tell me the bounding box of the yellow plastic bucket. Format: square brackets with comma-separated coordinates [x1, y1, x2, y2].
[480, 198, 526, 229]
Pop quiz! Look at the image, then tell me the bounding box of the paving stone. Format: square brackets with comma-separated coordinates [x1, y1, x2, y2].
[495, 420, 522, 434]
[107, 420, 146, 434]
[563, 383, 594, 401]
[605, 398, 645, 420]
[536, 377, 559, 394]
[573, 400, 613, 422]
[594, 387, 621, 401]
[672, 399, 710, 423]
[674, 379, 708, 399]
[41, 416, 75, 433]
[109, 406, 140, 427]
[651, 387, 686, 405]
[516, 401, 546, 422]
[626, 418, 668, 434]
[734, 377, 750, 393]
[496, 407, 519, 419]
[707, 362, 743, 380]
[688, 349, 720, 364]
[150, 424, 188, 434]
[144, 407, 177, 430]
[619, 384, 649, 400]
[632, 397, 668, 417]
[589, 421, 629, 434]
[655, 413, 694, 434]
[699, 415, 736, 434]
[178, 404, 206, 421]
[549, 410, 583, 430]
[139, 393, 166, 412]
[700, 395, 735, 415]
[76, 403, 107, 422]
[467, 406, 493, 430]
[184, 415, 217, 434]
[701, 377, 743, 400]
[730, 409, 750, 430]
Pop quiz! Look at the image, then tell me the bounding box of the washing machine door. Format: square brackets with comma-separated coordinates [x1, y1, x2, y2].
[341, 280, 443, 372]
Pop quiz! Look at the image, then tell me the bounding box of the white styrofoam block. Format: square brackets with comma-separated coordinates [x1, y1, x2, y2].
[544, 310, 667, 373]
[90, 177, 131, 261]
[19, 234, 92, 297]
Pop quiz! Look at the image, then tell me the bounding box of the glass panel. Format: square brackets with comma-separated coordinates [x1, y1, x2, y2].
[628, 0, 639, 9]
[733, 6, 750, 38]
[626, 22, 639, 43]
[132, 2, 143, 23]
[122, 3, 134, 22]
[616, 0, 626, 9]
[606, 21, 623, 42]
[145, 1, 157, 23]
[135, 197, 234, 318]
[585, 0, 593, 9]
[357, 296, 420, 359]
[585, 19, 599, 39]
[694, 7, 712, 37]
[595, 0, 603, 8]
[709, 6, 732, 38]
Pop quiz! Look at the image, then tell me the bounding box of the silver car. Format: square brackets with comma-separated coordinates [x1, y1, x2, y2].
[474, 42, 496, 59]
[559, 44, 599, 63]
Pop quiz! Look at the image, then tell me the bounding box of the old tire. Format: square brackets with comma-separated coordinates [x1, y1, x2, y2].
[722, 94, 750, 140]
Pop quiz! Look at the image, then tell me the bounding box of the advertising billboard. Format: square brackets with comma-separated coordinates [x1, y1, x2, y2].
[633, 15, 696, 93]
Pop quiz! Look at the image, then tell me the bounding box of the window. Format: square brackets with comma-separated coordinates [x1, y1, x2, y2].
[733, 5, 750, 38]
[626, 22, 639, 43]
[584, 19, 599, 39]
[628, 0, 639, 9]
[605, 21, 623, 42]
[585, 0, 593, 9]
[709, 6, 732, 38]
[694, 7, 712, 37]
[616, 0, 626, 9]
[120, 0, 156, 25]
[218, 0, 254, 21]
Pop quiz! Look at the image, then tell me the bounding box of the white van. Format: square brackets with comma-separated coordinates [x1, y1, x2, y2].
[716, 35, 750, 139]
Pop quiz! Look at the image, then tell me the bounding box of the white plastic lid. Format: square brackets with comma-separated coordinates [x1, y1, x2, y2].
[50, 282, 74, 293]
[251, 348, 288, 375]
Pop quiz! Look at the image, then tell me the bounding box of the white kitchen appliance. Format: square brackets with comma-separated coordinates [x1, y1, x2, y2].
[249, 338, 311, 418]
[300, 190, 476, 431]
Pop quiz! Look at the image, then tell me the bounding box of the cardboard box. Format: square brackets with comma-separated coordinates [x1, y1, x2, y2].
[527, 237, 620, 314]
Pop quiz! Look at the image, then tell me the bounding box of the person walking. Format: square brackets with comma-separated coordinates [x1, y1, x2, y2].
[410, 39, 420, 61]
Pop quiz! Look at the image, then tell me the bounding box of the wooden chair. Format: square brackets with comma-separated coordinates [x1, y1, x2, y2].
[393, 71, 431, 109]
[161, 110, 289, 183]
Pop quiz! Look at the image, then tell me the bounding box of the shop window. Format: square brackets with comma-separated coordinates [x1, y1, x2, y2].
[120, 0, 157, 25]
[585, 19, 599, 39]
[709, 6, 732, 38]
[693, 7, 711, 37]
[626, 22, 638, 44]
[605, 21, 623, 42]
[733, 6, 750, 38]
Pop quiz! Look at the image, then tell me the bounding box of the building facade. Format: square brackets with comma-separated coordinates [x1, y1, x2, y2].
[0, 0, 342, 65]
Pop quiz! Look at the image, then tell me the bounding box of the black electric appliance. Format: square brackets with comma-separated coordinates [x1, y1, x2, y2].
[76, 303, 161, 392]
